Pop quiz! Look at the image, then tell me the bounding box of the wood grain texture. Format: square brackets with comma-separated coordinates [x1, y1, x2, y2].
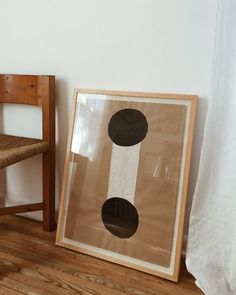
[0, 203, 44, 215]
[0, 215, 203, 295]
[0, 74, 39, 105]
[41, 76, 56, 231]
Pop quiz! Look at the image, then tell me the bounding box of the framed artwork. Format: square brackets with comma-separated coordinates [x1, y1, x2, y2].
[56, 89, 197, 282]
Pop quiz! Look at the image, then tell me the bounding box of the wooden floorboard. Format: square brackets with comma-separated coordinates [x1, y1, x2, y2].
[0, 215, 203, 295]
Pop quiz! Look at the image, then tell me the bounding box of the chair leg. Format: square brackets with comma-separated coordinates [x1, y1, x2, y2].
[43, 150, 55, 231]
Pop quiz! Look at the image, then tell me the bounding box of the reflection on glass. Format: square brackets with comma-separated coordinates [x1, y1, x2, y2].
[71, 95, 106, 161]
[64, 93, 187, 269]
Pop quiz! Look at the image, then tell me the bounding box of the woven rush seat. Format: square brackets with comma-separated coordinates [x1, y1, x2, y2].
[0, 134, 49, 169]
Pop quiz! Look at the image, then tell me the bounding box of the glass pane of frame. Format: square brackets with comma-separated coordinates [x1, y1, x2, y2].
[56, 89, 197, 282]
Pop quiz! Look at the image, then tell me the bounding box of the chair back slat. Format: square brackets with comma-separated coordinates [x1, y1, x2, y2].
[0, 74, 39, 105]
[0, 73, 55, 143]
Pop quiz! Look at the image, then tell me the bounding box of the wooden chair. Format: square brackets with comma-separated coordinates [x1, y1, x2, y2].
[0, 74, 55, 231]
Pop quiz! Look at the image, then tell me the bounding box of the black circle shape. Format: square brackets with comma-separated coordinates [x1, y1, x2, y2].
[108, 108, 148, 146]
[101, 197, 139, 239]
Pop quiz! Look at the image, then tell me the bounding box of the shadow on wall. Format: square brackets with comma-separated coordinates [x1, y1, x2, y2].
[0, 105, 7, 207]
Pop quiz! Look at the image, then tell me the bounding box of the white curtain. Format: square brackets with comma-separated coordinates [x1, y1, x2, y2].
[186, 0, 236, 294]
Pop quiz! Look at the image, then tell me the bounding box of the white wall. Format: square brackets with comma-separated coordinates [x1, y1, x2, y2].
[0, 0, 217, 229]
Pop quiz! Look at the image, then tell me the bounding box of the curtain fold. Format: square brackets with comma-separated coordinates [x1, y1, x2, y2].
[186, 0, 236, 294]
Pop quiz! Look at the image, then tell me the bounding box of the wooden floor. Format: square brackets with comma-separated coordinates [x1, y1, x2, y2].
[0, 215, 203, 295]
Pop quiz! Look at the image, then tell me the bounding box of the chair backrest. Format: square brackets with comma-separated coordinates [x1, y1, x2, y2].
[0, 74, 55, 144]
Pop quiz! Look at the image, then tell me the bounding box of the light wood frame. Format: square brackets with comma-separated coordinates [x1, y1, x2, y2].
[56, 89, 197, 282]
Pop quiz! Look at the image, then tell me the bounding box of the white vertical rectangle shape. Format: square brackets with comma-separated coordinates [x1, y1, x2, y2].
[107, 143, 141, 205]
